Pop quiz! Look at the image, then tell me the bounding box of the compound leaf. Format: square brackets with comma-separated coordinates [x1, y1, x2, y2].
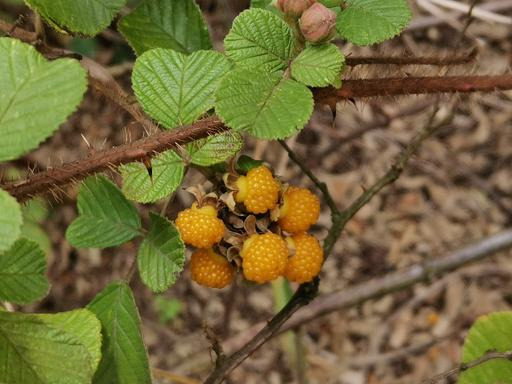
[137, 213, 185, 292]
[121, 150, 185, 203]
[66, 175, 141, 248]
[25, 0, 126, 36]
[119, 0, 212, 55]
[0, 239, 49, 304]
[336, 0, 412, 45]
[216, 68, 313, 139]
[0, 38, 86, 162]
[132, 48, 231, 129]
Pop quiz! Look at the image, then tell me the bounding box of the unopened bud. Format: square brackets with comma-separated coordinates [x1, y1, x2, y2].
[299, 3, 337, 43]
[277, 0, 316, 17]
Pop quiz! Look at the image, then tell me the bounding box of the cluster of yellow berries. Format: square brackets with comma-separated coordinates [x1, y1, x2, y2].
[175, 165, 323, 289]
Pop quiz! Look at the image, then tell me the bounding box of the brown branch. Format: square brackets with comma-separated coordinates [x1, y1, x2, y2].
[314, 75, 512, 109]
[2, 117, 227, 201]
[422, 349, 512, 384]
[345, 48, 477, 67]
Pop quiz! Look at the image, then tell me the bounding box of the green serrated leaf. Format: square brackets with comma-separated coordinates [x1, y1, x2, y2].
[22, 198, 49, 223]
[119, 0, 212, 55]
[0, 239, 49, 304]
[337, 0, 412, 45]
[66, 175, 141, 249]
[216, 68, 313, 139]
[20, 222, 52, 257]
[458, 311, 512, 384]
[87, 282, 152, 384]
[0, 38, 86, 162]
[37, 309, 102, 374]
[291, 43, 345, 87]
[138, 213, 185, 293]
[24, 0, 127, 36]
[121, 150, 185, 203]
[0, 310, 99, 384]
[187, 131, 243, 166]
[0, 188, 22, 253]
[132, 48, 231, 129]
[224, 8, 295, 72]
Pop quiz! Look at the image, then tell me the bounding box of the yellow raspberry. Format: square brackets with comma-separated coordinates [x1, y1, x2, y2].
[279, 186, 320, 233]
[175, 203, 225, 248]
[235, 165, 280, 214]
[241, 233, 288, 283]
[190, 249, 234, 289]
[284, 233, 324, 283]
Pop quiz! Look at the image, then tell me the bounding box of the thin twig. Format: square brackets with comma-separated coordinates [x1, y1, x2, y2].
[422, 350, 512, 384]
[345, 49, 477, 67]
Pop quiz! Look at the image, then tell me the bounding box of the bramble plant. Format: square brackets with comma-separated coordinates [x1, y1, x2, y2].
[1, 0, 512, 383]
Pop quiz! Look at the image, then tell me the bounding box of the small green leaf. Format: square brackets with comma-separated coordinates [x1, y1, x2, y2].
[216, 68, 313, 139]
[87, 282, 152, 384]
[0, 239, 49, 304]
[154, 296, 182, 324]
[22, 198, 49, 223]
[0, 38, 87, 162]
[132, 48, 231, 129]
[20, 222, 52, 257]
[0, 188, 22, 253]
[187, 131, 243, 166]
[66, 175, 141, 249]
[37, 309, 102, 374]
[458, 311, 512, 384]
[119, 0, 212, 55]
[336, 0, 412, 45]
[138, 213, 185, 293]
[121, 150, 185, 203]
[24, 0, 127, 36]
[291, 43, 345, 88]
[224, 8, 295, 72]
[0, 310, 101, 384]
[236, 155, 264, 173]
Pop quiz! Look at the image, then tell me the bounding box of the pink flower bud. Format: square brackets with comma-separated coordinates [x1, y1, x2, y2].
[277, 0, 316, 17]
[299, 3, 337, 43]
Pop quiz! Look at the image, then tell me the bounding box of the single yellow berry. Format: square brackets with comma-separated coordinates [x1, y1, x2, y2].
[235, 165, 280, 214]
[190, 249, 234, 289]
[241, 233, 288, 283]
[279, 186, 320, 233]
[284, 233, 323, 283]
[176, 203, 225, 248]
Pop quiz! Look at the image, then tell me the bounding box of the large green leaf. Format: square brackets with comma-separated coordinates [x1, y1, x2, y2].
[24, 0, 127, 36]
[137, 213, 185, 292]
[119, 0, 212, 55]
[216, 68, 314, 139]
[0, 38, 86, 162]
[121, 150, 185, 203]
[132, 48, 231, 129]
[291, 43, 345, 88]
[0, 239, 49, 304]
[37, 310, 102, 374]
[66, 175, 141, 249]
[336, 0, 412, 45]
[0, 188, 22, 253]
[0, 309, 101, 384]
[187, 131, 243, 166]
[224, 8, 295, 73]
[87, 282, 152, 384]
[458, 311, 512, 384]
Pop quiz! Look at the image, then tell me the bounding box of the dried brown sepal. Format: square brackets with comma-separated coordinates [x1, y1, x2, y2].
[227, 246, 243, 266]
[219, 191, 244, 215]
[243, 215, 258, 236]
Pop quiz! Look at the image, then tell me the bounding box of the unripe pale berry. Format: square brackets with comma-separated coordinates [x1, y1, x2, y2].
[299, 3, 337, 43]
[277, 0, 316, 17]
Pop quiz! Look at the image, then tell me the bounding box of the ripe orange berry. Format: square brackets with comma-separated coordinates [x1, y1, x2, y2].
[279, 186, 320, 233]
[284, 233, 323, 283]
[190, 249, 235, 289]
[241, 233, 288, 283]
[176, 203, 225, 248]
[235, 165, 280, 214]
